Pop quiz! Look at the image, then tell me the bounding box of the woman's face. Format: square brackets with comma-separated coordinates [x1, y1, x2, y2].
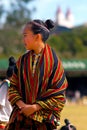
[23, 25, 36, 50]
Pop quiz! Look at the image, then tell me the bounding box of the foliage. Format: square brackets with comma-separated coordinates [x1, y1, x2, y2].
[47, 26, 87, 59]
[0, 26, 87, 60]
[0, 0, 35, 28]
[0, 5, 4, 18]
[0, 0, 34, 59]
[0, 28, 25, 59]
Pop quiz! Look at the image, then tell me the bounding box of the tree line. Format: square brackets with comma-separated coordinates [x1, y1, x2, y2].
[0, 0, 87, 59]
[48, 26, 87, 59]
[0, 26, 87, 59]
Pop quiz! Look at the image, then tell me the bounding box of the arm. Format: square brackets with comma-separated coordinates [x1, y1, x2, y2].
[8, 58, 23, 106]
[19, 94, 65, 118]
[36, 94, 66, 119]
[30, 56, 68, 125]
[36, 57, 68, 116]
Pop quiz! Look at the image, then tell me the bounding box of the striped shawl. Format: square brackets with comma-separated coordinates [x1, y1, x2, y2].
[8, 44, 68, 127]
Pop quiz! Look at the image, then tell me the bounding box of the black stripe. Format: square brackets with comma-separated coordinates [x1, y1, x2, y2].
[20, 54, 26, 102]
[25, 54, 30, 90]
[46, 49, 58, 90]
[56, 73, 66, 89]
[38, 90, 65, 101]
[37, 58, 44, 99]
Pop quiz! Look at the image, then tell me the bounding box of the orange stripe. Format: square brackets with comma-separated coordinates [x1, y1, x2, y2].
[47, 45, 53, 75]
[42, 46, 49, 90]
[52, 58, 61, 83]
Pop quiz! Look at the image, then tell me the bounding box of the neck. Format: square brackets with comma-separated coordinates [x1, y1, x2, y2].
[34, 42, 45, 54]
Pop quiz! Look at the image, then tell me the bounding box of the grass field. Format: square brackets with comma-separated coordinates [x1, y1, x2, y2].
[58, 103, 87, 130]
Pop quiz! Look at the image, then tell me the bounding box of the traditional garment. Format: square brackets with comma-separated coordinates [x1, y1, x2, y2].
[6, 44, 68, 130]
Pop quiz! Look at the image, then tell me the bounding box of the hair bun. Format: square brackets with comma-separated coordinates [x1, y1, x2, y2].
[45, 19, 55, 30]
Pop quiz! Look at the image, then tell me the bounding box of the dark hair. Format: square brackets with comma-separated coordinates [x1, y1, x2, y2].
[60, 119, 76, 130]
[6, 56, 16, 78]
[26, 19, 55, 42]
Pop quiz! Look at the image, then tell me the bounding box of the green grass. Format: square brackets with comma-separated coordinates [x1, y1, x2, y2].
[58, 103, 87, 130]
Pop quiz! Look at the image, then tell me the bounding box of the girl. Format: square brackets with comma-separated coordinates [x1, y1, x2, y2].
[6, 19, 68, 130]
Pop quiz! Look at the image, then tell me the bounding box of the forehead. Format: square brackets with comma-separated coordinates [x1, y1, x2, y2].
[23, 24, 32, 34]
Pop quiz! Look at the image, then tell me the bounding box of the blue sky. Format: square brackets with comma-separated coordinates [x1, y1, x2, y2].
[1, 0, 87, 26]
[29, 0, 87, 26]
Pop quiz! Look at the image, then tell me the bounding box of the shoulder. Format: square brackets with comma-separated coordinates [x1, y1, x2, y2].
[17, 51, 30, 62]
[16, 50, 31, 67]
[46, 43, 59, 61]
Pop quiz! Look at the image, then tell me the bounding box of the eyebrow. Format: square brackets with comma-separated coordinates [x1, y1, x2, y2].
[23, 33, 28, 35]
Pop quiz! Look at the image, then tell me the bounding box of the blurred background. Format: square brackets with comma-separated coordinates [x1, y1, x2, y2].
[0, 0, 87, 129]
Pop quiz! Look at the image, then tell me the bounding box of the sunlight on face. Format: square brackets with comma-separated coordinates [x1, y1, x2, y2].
[22, 25, 36, 50]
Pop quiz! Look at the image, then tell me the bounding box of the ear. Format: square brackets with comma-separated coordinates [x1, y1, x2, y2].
[35, 34, 42, 41]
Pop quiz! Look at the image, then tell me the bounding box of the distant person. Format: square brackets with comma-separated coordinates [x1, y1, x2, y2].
[74, 90, 81, 103]
[5, 19, 68, 130]
[60, 119, 76, 130]
[0, 56, 16, 130]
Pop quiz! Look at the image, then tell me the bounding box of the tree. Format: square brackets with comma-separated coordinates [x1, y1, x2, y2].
[47, 26, 87, 59]
[0, 5, 4, 19]
[0, 4, 5, 27]
[4, 0, 35, 28]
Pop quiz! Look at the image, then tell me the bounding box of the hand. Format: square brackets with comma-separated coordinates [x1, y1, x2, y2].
[19, 104, 42, 117]
[19, 104, 36, 117]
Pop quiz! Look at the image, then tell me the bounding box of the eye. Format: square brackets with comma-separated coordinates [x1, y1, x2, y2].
[23, 34, 27, 37]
